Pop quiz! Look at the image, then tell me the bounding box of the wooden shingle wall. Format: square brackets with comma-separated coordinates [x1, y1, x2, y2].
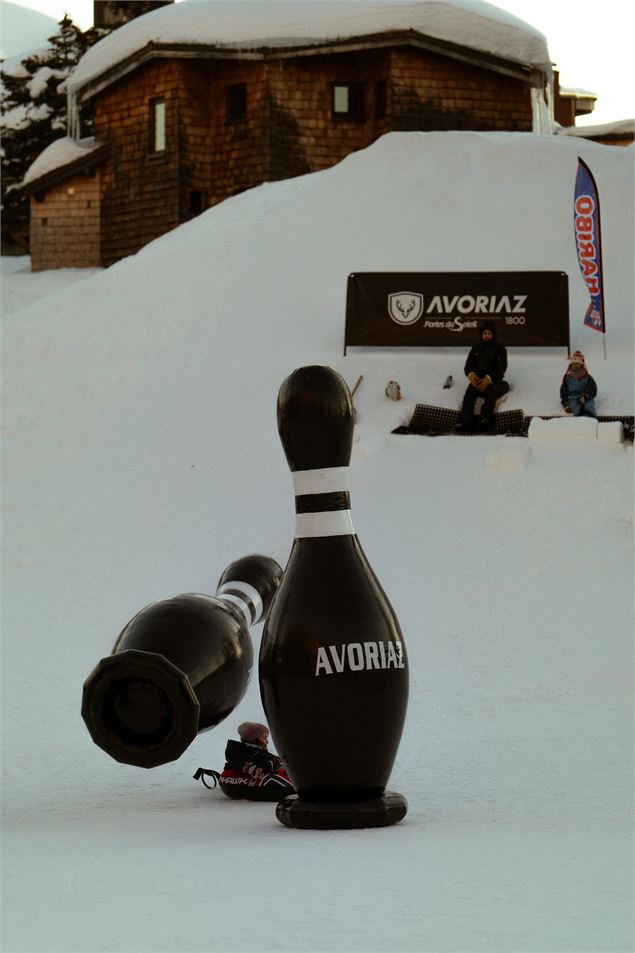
[30, 174, 101, 271]
[176, 52, 391, 206]
[175, 59, 271, 210]
[388, 47, 533, 131]
[587, 133, 633, 147]
[94, 61, 182, 266]
[33, 45, 536, 268]
[265, 51, 392, 174]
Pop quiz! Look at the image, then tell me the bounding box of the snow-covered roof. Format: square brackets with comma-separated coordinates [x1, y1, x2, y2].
[558, 85, 597, 101]
[23, 136, 103, 185]
[68, 0, 552, 98]
[557, 119, 635, 140]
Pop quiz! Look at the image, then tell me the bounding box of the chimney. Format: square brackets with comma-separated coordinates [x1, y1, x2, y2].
[93, 1, 174, 30]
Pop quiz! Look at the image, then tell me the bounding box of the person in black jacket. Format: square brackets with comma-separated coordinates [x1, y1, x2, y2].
[193, 721, 294, 799]
[455, 322, 509, 432]
[224, 722, 284, 779]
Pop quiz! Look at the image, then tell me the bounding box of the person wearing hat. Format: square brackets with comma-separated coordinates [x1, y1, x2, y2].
[223, 722, 286, 780]
[560, 351, 598, 417]
[193, 722, 294, 799]
[455, 321, 510, 433]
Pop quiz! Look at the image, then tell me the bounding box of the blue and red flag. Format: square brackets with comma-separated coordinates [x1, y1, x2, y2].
[573, 158, 605, 333]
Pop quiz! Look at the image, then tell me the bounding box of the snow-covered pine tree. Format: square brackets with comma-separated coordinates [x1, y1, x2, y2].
[0, 16, 106, 252]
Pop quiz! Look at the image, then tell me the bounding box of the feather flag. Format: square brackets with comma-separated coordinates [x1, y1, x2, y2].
[574, 158, 605, 333]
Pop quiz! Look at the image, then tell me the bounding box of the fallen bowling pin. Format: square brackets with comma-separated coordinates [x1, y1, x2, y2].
[82, 554, 283, 768]
[260, 365, 409, 829]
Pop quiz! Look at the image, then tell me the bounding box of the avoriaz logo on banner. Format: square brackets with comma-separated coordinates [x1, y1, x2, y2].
[387, 292, 529, 329]
[344, 272, 570, 351]
[388, 293, 424, 325]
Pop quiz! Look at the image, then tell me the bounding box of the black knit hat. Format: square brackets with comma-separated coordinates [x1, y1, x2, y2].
[481, 321, 497, 337]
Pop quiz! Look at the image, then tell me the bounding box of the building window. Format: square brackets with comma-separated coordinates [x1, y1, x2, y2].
[375, 80, 387, 119]
[150, 98, 166, 153]
[226, 83, 247, 124]
[189, 191, 205, 215]
[332, 82, 365, 121]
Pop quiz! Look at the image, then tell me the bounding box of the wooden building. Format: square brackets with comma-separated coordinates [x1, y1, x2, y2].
[558, 120, 634, 149]
[25, 1, 561, 270]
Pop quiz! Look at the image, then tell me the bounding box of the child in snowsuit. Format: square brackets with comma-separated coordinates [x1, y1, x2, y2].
[220, 722, 294, 797]
[193, 723, 294, 799]
[224, 722, 284, 778]
[560, 351, 598, 417]
[455, 321, 509, 432]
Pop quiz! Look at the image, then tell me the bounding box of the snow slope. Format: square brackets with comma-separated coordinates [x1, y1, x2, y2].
[0, 0, 56, 61]
[1, 254, 101, 314]
[1, 131, 633, 953]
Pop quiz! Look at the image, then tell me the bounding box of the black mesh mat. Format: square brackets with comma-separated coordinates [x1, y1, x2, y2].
[393, 404, 525, 436]
[393, 405, 634, 440]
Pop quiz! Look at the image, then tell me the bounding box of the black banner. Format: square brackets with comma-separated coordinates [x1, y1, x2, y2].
[344, 272, 569, 351]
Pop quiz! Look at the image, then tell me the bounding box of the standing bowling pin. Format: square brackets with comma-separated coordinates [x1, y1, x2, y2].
[260, 365, 408, 829]
[82, 554, 282, 768]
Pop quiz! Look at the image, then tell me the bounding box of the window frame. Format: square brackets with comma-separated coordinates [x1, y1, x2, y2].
[149, 97, 166, 154]
[374, 79, 387, 120]
[331, 81, 365, 122]
[226, 83, 248, 125]
[188, 190, 206, 216]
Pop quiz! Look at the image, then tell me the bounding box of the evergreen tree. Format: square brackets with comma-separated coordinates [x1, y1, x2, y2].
[1, 16, 107, 250]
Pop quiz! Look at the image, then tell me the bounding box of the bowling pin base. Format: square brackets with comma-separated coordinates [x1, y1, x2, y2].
[275, 791, 408, 830]
[82, 649, 199, 768]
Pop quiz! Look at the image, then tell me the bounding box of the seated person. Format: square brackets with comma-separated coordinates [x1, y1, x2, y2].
[194, 722, 294, 799]
[560, 351, 598, 418]
[221, 722, 294, 795]
[455, 322, 510, 432]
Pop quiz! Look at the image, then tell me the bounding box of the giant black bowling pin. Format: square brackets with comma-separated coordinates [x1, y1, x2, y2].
[260, 366, 409, 829]
[82, 554, 282, 768]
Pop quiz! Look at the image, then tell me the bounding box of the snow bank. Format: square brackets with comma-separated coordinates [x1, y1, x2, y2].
[68, 0, 552, 95]
[530, 417, 629, 445]
[528, 415, 599, 443]
[1, 255, 103, 314]
[597, 420, 626, 443]
[6, 130, 635, 412]
[2, 129, 633, 953]
[485, 442, 531, 470]
[0, 0, 56, 61]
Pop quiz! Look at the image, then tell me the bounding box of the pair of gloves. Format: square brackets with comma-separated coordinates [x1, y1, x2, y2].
[562, 395, 587, 414]
[468, 371, 492, 393]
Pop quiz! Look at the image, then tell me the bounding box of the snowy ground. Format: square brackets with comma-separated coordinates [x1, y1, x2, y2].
[1, 132, 633, 953]
[1, 255, 102, 316]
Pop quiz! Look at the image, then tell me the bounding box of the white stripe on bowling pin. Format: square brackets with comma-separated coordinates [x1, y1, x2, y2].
[292, 467, 349, 495]
[217, 580, 264, 624]
[295, 510, 355, 538]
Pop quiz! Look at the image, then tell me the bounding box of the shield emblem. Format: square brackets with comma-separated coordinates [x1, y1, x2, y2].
[388, 292, 424, 325]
